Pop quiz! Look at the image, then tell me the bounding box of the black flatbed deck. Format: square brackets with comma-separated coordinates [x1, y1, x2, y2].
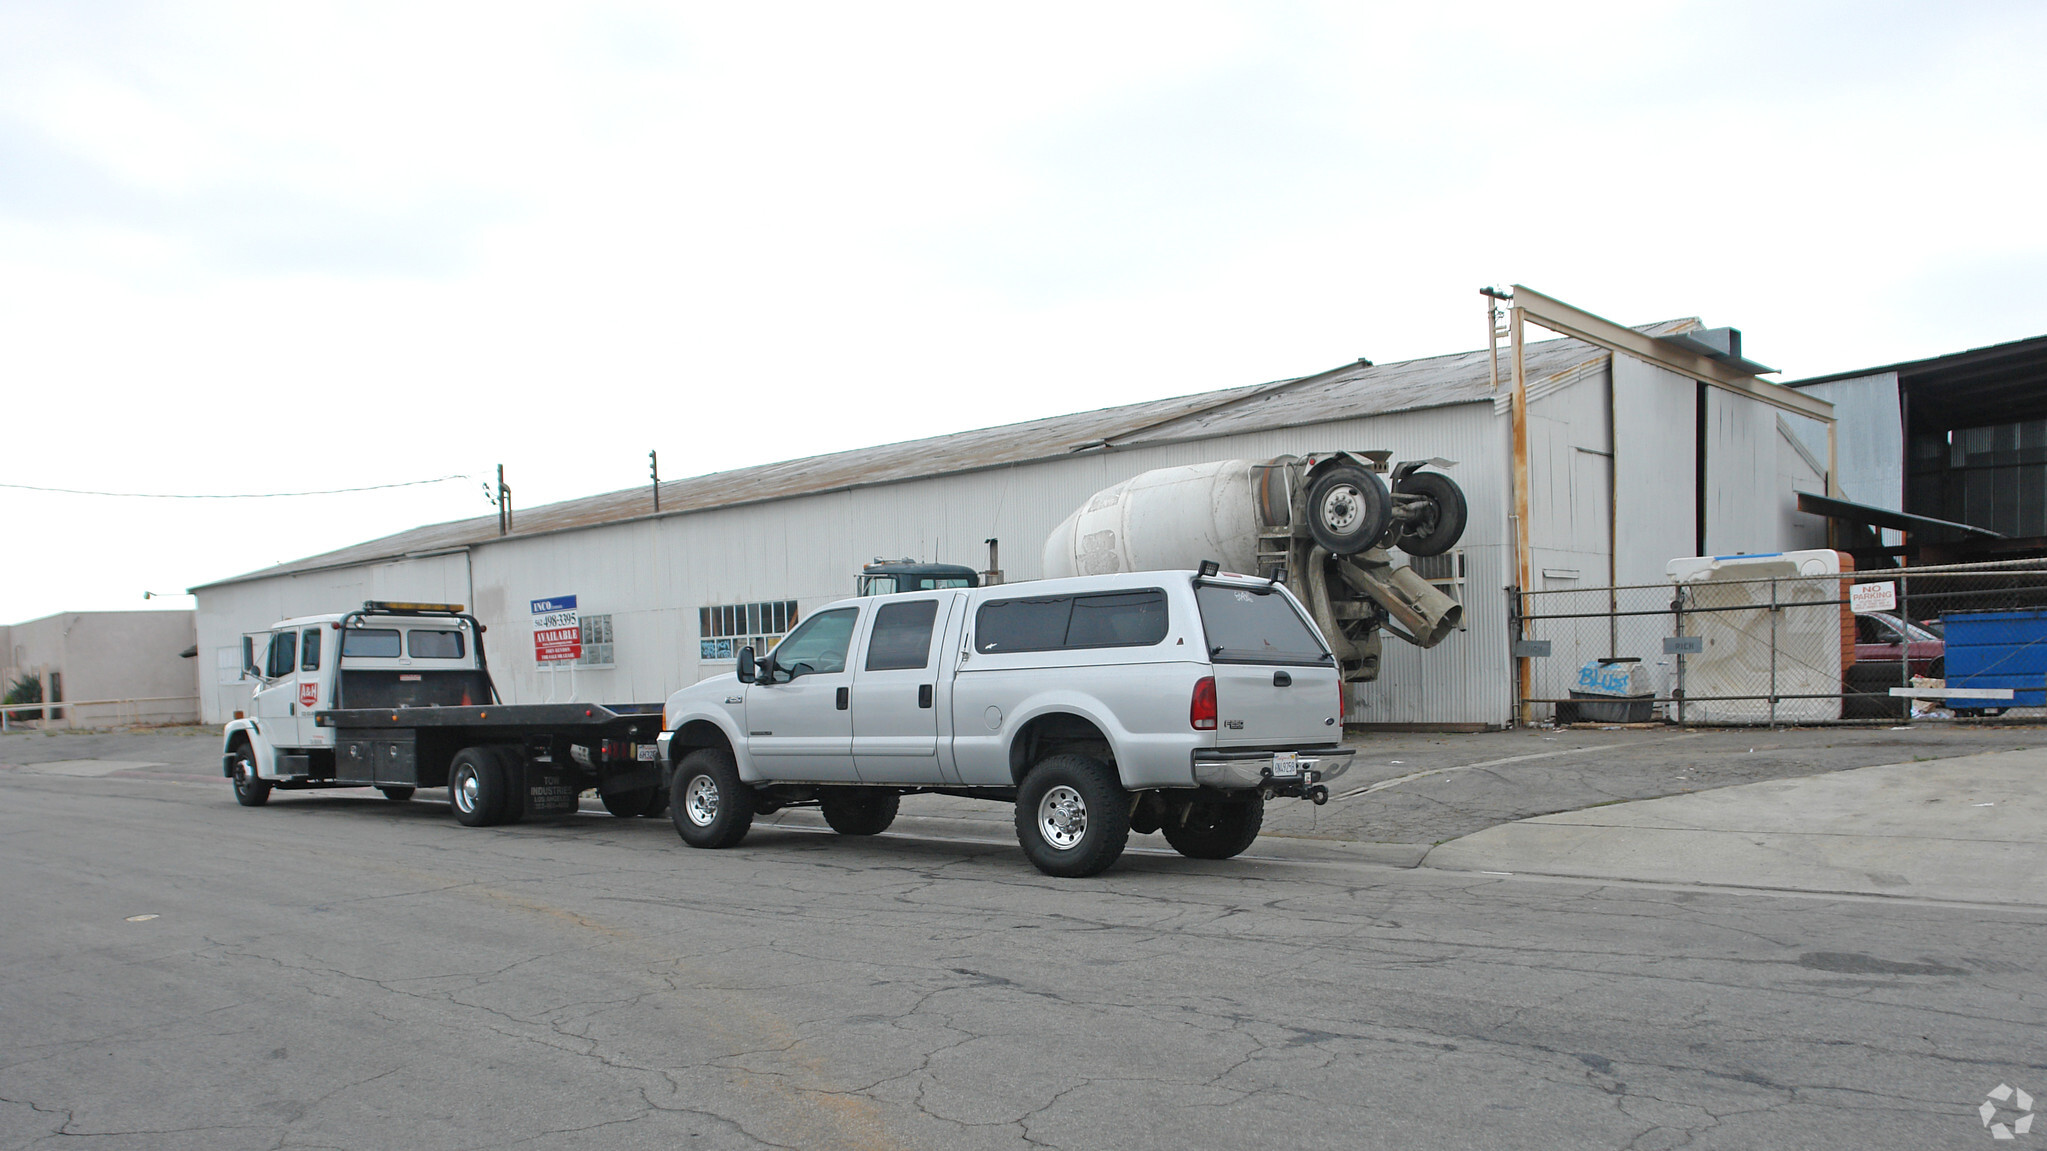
[315, 702, 662, 730]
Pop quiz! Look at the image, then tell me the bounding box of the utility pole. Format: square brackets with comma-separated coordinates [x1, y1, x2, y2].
[649, 450, 660, 513]
[496, 464, 513, 535]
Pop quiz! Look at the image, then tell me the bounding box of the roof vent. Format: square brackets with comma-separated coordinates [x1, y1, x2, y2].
[1662, 327, 1776, 375]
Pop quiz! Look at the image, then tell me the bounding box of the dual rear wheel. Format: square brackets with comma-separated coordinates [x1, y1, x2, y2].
[448, 746, 523, 827]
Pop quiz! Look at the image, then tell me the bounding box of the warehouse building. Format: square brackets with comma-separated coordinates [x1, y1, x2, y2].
[1788, 332, 2047, 566]
[3, 610, 199, 726]
[190, 289, 1836, 728]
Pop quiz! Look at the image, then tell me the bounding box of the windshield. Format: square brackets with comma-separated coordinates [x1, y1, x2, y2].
[1194, 584, 1331, 665]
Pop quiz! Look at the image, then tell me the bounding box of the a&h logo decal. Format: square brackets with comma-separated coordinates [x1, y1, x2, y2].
[1982, 1084, 2034, 1140]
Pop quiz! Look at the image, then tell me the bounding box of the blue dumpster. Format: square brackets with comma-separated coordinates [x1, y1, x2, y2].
[1942, 610, 2047, 708]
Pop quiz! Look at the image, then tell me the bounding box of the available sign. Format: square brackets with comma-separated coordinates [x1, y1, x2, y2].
[531, 595, 582, 663]
[1849, 581, 1898, 614]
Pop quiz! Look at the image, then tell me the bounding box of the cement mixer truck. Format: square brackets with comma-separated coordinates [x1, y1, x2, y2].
[1044, 452, 1467, 682]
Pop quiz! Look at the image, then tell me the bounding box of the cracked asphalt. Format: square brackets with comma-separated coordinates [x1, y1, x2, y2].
[3, 725, 2045, 1149]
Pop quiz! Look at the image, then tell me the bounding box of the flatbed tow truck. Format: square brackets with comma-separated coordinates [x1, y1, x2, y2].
[221, 602, 667, 825]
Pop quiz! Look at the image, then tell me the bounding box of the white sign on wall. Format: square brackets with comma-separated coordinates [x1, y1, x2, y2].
[1850, 581, 1898, 614]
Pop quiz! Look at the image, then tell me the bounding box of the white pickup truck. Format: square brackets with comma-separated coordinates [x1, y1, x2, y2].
[658, 568, 1354, 876]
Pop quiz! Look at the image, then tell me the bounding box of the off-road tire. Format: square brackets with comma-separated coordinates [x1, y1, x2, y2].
[820, 789, 900, 836]
[1305, 464, 1392, 556]
[229, 744, 271, 807]
[670, 747, 755, 849]
[1393, 470, 1468, 557]
[1162, 794, 1265, 860]
[1015, 754, 1131, 878]
[448, 747, 509, 827]
[379, 786, 416, 802]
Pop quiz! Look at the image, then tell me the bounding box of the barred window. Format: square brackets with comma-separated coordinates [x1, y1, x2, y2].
[699, 600, 798, 661]
[579, 614, 614, 667]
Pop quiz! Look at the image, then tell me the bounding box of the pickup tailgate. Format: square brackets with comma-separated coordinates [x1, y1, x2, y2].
[1210, 662, 1342, 747]
[1195, 582, 1343, 748]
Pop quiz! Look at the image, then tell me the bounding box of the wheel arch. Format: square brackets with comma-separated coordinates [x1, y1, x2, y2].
[666, 714, 748, 783]
[224, 720, 279, 777]
[1005, 706, 1119, 787]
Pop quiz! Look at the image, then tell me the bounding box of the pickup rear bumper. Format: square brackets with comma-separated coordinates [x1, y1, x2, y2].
[1191, 747, 1353, 792]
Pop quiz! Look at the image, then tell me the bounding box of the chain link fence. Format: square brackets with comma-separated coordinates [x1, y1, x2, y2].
[1513, 558, 2047, 724]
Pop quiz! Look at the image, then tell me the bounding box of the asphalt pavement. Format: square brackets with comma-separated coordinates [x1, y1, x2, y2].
[2, 722, 2045, 1149]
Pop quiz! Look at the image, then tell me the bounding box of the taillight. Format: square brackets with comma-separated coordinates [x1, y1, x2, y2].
[1190, 676, 1217, 731]
[600, 738, 625, 760]
[1338, 684, 1346, 724]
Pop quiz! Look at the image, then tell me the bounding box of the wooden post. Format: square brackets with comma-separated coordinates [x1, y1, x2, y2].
[1510, 305, 1535, 725]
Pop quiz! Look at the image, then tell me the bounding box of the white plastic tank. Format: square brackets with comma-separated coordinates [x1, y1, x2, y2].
[1665, 549, 1849, 724]
[1043, 459, 1265, 578]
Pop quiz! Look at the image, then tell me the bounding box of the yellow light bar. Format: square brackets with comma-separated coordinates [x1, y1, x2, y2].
[362, 601, 465, 613]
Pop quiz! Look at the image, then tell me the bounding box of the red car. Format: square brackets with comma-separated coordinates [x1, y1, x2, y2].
[1852, 611, 1944, 677]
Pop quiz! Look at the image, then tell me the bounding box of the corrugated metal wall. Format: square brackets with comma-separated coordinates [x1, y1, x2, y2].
[1787, 372, 1900, 511]
[1612, 355, 1699, 587]
[1702, 387, 1783, 556]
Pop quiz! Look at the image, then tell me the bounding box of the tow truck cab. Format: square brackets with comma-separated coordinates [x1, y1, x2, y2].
[230, 603, 491, 779]
[856, 560, 980, 596]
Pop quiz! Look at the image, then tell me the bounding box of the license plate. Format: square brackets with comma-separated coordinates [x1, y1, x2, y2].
[1271, 752, 1300, 778]
[637, 745, 658, 762]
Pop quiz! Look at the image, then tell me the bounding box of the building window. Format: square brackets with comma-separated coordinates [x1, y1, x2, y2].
[699, 600, 798, 661]
[579, 614, 614, 667]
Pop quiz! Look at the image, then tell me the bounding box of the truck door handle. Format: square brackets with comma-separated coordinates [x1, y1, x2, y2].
[836, 687, 849, 710]
[1272, 671, 1292, 687]
[918, 684, 933, 709]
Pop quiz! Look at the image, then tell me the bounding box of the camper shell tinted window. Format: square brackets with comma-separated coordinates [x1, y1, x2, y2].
[974, 589, 1168, 654]
[1194, 585, 1330, 666]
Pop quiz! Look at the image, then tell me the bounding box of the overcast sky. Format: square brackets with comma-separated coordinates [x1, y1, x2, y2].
[3, 1, 2043, 623]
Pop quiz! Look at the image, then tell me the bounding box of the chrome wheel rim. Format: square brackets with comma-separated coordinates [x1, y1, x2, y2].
[233, 758, 253, 792]
[1320, 485, 1362, 533]
[1037, 784, 1088, 850]
[684, 775, 719, 827]
[453, 768, 478, 814]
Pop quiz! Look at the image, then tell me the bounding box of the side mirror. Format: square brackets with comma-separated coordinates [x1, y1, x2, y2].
[241, 637, 259, 681]
[737, 646, 756, 683]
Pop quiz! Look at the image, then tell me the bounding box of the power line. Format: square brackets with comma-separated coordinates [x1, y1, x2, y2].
[0, 474, 473, 499]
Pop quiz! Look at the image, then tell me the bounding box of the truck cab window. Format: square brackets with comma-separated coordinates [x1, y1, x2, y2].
[865, 600, 939, 671]
[265, 632, 298, 679]
[772, 608, 858, 678]
[407, 629, 466, 659]
[341, 629, 402, 658]
[301, 628, 322, 671]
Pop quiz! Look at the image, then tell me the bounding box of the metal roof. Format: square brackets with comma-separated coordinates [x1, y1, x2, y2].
[190, 322, 1694, 591]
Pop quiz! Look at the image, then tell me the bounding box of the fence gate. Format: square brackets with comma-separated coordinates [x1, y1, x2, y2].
[1511, 558, 2047, 724]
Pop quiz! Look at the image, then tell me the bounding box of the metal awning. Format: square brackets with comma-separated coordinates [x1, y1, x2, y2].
[1795, 492, 2004, 539]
